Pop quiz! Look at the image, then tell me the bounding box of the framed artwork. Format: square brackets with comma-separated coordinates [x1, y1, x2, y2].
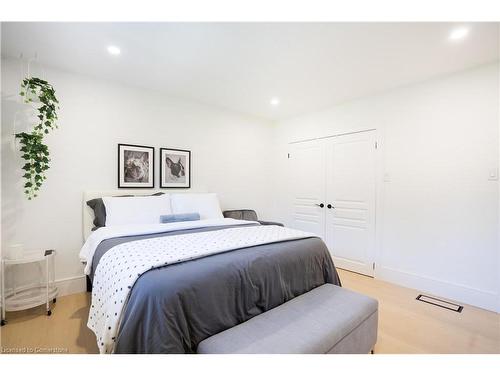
[160, 148, 191, 188]
[118, 143, 155, 188]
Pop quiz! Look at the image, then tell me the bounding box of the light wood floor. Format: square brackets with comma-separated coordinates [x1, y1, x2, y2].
[338, 269, 500, 354]
[1, 269, 499, 354]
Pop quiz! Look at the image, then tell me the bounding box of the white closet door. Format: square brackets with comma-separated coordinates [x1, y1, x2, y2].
[325, 131, 376, 276]
[287, 139, 326, 239]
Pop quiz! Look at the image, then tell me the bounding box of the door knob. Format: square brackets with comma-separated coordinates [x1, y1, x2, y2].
[315, 203, 325, 208]
[327, 204, 334, 209]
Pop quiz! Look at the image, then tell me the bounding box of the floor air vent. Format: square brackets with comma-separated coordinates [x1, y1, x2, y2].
[416, 294, 463, 313]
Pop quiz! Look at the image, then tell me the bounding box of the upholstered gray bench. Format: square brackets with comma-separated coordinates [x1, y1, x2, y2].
[197, 284, 378, 354]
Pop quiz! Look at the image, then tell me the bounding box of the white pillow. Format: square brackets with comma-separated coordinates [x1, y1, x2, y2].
[103, 194, 172, 226]
[170, 193, 223, 220]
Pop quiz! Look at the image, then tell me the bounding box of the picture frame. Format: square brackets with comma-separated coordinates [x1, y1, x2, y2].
[118, 143, 155, 188]
[160, 148, 191, 188]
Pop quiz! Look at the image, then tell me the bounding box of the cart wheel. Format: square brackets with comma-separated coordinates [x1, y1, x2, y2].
[53, 298, 57, 303]
[47, 310, 52, 316]
[1, 319, 6, 326]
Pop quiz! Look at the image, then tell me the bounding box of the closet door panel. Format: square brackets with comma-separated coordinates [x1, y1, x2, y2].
[325, 131, 376, 276]
[287, 139, 326, 239]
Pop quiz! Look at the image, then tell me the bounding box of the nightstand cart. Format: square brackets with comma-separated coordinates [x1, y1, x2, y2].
[1, 250, 58, 326]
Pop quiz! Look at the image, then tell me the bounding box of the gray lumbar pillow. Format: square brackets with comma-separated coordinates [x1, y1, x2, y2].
[87, 192, 165, 230]
[160, 213, 200, 223]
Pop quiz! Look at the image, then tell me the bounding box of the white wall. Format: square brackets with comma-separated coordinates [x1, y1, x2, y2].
[273, 63, 500, 312]
[1, 57, 275, 294]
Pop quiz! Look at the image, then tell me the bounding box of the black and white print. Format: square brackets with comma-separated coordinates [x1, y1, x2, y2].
[160, 148, 191, 188]
[118, 144, 154, 188]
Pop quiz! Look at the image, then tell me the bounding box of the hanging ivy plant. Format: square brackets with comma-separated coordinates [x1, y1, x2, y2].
[15, 77, 59, 200]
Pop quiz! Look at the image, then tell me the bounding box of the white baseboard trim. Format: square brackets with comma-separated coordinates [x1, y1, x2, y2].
[376, 266, 499, 313]
[54, 275, 86, 297]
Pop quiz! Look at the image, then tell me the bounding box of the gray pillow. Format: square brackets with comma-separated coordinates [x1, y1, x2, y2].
[223, 209, 259, 221]
[160, 213, 200, 223]
[87, 192, 165, 230]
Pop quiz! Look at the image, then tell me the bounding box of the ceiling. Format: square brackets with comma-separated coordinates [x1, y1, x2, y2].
[2, 22, 498, 120]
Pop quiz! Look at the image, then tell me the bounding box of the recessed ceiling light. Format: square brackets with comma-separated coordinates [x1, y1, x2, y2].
[270, 97, 280, 106]
[449, 27, 469, 41]
[107, 45, 121, 55]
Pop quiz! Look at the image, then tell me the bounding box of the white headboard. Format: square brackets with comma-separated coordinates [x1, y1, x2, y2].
[82, 189, 207, 242]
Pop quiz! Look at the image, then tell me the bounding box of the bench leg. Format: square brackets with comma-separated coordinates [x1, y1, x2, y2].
[371, 349, 374, 354]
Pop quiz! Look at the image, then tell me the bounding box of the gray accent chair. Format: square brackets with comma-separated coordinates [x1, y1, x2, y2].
[197, 284, 378, 354]
[223, 209, 284, 227]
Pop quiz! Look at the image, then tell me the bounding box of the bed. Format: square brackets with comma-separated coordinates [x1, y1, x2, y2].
[80, 190, 341, 354]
